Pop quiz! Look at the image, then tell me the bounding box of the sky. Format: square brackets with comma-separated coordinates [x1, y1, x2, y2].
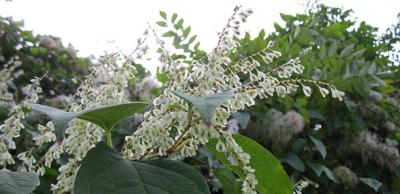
[1, 0, 399, 73]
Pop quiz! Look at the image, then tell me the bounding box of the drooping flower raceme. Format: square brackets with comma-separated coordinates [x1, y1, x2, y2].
[0, 77, 42, 167]
[48, 53, 137, 193]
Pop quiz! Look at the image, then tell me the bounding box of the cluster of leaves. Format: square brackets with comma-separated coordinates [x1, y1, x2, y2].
[155, 5, 400, 194]
[0, 15, 91, 99]
[231, 5, 400, 194]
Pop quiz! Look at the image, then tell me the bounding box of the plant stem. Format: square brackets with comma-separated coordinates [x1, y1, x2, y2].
[168, 106, 193, 153]
[105, 131, 113, 147]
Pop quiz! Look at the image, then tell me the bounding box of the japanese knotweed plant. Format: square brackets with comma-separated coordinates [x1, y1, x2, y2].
[0, 6, 344, 194]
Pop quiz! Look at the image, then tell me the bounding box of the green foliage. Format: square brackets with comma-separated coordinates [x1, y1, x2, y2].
[29, 102, 148, 139]
[156, 11, 206, 62]
[0, 16, 90, 98]
[231, 4, 400, 193]
[0, 170, 39, 194]
[75, 142, 210, 194]
[207, 134, 292, 194]
[214, 166, 242, 194]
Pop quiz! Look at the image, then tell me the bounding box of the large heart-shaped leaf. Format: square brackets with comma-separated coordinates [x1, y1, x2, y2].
[0, 170, 39, 194]
[74, 142, 210, 194]
[169, 90, 234, 124]
[207, 134, 292, 194]
[29, 102, 148, 139]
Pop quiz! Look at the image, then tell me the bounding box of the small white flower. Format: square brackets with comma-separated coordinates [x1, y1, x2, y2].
[302, 85, 312, 97]
[318, 86, 329, 97]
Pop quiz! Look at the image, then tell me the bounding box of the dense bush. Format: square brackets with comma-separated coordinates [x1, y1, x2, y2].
[234, 5, 400, 194]
[0, 3, 399, 194]
[156, 4, 400, 194]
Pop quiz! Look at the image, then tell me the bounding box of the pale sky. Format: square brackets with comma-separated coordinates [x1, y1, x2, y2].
[1, 0, 399, 73]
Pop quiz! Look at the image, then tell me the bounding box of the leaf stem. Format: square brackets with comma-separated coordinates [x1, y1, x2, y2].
[105, 130, 113, 147]
[168, 106, 193, 153]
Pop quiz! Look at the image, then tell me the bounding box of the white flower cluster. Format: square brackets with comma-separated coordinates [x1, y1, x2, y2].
[341, 131, 400, 171]
[123, 6, 344, 194]
[333, 166, 358, 187]
[134, 76, 160, 101]
[293, 179, 310, 194]
[243, 109, 304, 144]
[0, 56, 23, 108]
[49, 53, 137, 193]
[0, 77, 42, 168]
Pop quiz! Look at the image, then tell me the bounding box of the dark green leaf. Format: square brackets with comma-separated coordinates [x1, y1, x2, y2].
[29, 102, 147, 139]
[322, 166, 338, 183]
[0, 170, 39, 194]
[75, 142, 210, 194]
[306, 162, 324, 177]
[170, 90, 233, 123]
[309, 135, 327, 159]
[207, 134, 292, 194]
[215, 166, 241, 194]
[281, 153, 305, 172]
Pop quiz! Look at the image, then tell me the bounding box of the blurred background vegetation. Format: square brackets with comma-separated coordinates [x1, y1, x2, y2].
[1, 2, 399, 194]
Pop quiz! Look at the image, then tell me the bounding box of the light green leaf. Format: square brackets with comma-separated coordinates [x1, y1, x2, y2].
[75, 142, 210, 194]
[207, 134, 292, 194]
[231, 111, 251, 129]
[170, 90, 234, 124]
[183, 26, 191, 38]
[215, 166, 241, 194]
[0, 170, 39, 194]
[29, 102, 148, 139]
[309, 135, 327, 159]
[174, 19, 184, 29]
[359, 177, 382, 192]
[159, 11, 167, 19]
[171, 13, 177, 23]
[156, 21, 167, 27]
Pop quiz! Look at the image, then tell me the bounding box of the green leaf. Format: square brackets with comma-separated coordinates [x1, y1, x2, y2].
[215, 166, 241, 194]
[183, 27, 191, 38]
[281, 153, 305, 172]
[156, 21, 167, 27]
[322, 166, 338, 183]
[159, 11, 167, 19]
[75, 142, 210, 194]
[0, 170, 39, 194]
[292, 138, 307, 153]
[306, 162, 324, 176]
[29, 102, 148, 139]
[207, 134, 292, 194]
[162, 31, 176, 37]
[174, 19, 184, 29]
[359, 177, 382, 192]
[171, 13, 177, 23]
[170, 90, 233, 124]
[231, 111, 251, 129]
[309, 135, 327, 159]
